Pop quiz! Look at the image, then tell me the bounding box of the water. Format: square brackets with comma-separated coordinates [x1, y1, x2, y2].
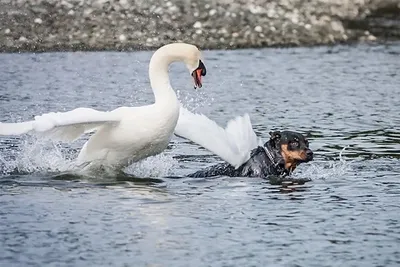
[1, 43, 399, 267]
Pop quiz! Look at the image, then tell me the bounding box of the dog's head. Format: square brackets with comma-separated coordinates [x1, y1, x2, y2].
[267, 130, 313, 173]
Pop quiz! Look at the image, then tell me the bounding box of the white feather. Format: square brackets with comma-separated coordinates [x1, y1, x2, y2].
[175, 107, 261, 168]
[0, 121, 34, 135]
[0, 107, 121, 142]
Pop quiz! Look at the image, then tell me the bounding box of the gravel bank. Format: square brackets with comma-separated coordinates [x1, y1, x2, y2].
[0, 0, 399, 52]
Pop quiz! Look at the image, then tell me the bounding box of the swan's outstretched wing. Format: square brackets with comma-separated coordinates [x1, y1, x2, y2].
[0, 107, 121, 142]
[175, 107, 261, 168]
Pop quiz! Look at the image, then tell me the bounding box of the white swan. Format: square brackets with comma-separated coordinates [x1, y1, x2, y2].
[0, 43, 207, 172]
[175, 107, 262, 168]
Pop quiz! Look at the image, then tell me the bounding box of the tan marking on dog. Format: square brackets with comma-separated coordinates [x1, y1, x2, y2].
[280, 144, 308, 172]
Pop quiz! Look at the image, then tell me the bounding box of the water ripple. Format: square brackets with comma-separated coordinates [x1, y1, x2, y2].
[1, 43, 400, 266]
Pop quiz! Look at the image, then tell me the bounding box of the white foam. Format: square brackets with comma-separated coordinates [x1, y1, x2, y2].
[292, 146, 352, 180]
[0, 135, 178, 178]
[0, 136, 74, 175]
[125, 152, 178, 177]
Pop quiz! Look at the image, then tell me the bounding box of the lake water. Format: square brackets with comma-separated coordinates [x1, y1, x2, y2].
[0, 43, 399, 267]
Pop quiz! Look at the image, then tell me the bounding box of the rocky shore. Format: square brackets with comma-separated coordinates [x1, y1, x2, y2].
[0, 0, 399, 52]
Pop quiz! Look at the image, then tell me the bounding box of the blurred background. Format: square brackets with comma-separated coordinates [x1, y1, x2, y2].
[0, 0, 399, 52]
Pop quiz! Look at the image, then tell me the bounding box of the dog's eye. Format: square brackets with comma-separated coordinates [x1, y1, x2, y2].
[291, 141, 299, 148]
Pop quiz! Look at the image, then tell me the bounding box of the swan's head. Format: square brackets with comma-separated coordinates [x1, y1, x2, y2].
[150, 43, 207, 89]
[183, 45, 207, 89]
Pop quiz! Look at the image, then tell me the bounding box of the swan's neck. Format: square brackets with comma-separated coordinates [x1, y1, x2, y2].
[148, 48, 183, 105]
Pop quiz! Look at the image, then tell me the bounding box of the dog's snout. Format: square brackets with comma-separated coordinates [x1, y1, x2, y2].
[306, 149, 313, 160]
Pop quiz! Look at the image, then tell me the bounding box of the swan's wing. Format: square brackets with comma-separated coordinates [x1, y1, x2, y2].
[175, 107, 261, 168]
[0, 121, 34, 135]
[0, 107, 121, 142]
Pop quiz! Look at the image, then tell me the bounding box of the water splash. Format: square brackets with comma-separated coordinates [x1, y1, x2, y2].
[0, 136, 74, 175]
[0, 135, 178, 178]
[292, 146, 353, 180]
[177, 89, 214, 111]
[125, 152, 178, 178]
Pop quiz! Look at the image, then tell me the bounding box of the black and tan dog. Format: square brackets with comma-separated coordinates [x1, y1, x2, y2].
[188, 130, 313, 184]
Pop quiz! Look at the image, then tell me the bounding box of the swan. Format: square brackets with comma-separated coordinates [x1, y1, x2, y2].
[0, 43, 207, 172]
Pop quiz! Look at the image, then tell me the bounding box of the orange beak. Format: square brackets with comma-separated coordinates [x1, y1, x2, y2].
[191, 60, 206, 89]
[192, 68, 203, 89]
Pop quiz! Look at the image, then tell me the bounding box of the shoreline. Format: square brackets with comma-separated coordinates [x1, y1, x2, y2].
[1, 0, 399, 53]
[2, 40, 399, 54]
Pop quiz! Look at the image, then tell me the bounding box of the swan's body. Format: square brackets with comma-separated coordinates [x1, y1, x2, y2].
[0, 43, 206, 171]
[75, 103, 179, 169]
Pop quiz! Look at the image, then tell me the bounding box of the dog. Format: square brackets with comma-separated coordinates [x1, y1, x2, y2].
[188, 130, 313, 184]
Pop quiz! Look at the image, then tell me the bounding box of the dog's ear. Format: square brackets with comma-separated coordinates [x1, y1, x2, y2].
[269, 131, 281, 141]
[269, 131, 281, 148]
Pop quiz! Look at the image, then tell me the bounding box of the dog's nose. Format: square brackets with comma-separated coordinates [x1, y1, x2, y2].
[306, 150, 313, 160]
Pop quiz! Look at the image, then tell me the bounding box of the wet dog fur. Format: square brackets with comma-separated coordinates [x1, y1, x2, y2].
[188, 131, 313, 184]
